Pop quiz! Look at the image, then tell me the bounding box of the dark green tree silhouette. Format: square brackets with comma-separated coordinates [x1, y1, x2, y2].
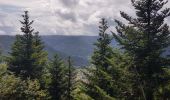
[7, 11, 47, 79]
[113, 0, 170, 99]
[84, 18, 118, 100]
[91, 18, 113, 71]
[66, 56, 76, 100]
[49, 54, 67, 100]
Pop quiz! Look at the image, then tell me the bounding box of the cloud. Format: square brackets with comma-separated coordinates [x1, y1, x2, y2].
[0, 0, 170, 35]
[56, 10, 77, 22]
[61, 0, 79, 8]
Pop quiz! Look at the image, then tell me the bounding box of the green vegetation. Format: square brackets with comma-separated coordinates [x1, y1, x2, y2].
[1, 0, 170, 99]
[7, 11, 48, 80]
[112, 0, 170, 99]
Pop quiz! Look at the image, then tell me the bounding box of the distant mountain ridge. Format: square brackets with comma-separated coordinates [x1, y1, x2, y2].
[1, 35, 169, 66]
[0, 35, 99, 66]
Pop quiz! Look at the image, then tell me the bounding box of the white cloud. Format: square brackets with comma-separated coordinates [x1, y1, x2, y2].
[0, 0, 170, 35]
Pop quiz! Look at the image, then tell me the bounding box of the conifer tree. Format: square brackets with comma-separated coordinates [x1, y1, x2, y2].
[48, 54, 67, 100]
[91, 18, 112, 70]
[66, 56, 76, 100]
[71, 68, 94, 100]
[7, 11, 47, 79]
[83, 66, 116, 100]
[113, 0, 170, 99]
[84, 18, 117, 99]
[92, 18, 114, 93]
[32, 31, 48, 79]
[107, 49, 134, 99]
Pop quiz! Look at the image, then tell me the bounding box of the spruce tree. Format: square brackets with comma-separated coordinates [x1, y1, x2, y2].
[91, 18, 112, 70]
[7, 11, 47, 79]
[92, 18, 113, 93]
[84, 18, 117, 99]
[107, 49, 134, 99]
[49, 54, 67, 100]
[113, 0, 170, 99]
[66, 56, 76, 100]
[32, 31, 48, 79]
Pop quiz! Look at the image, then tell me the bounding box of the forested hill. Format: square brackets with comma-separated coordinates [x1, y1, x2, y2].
[1, 35, 169, 66]
[0, 35, 99, 66]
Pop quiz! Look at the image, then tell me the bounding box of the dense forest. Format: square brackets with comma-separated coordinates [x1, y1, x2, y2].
[1, 0, 170, 100]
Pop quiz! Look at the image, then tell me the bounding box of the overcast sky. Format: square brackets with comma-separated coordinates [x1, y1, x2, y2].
[0, 0, 170, 35]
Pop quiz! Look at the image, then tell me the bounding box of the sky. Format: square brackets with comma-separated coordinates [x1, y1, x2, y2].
[0, 0, 170, 36]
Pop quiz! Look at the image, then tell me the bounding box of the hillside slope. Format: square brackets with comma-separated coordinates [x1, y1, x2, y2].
[0, 35, 98, 66]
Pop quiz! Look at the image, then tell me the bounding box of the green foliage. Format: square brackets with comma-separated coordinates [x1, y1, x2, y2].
[107, 49, 133, 99]
[0, 64, 48, 100]
[84, 18, 117, 99]
[7, 11, 47, 80]
[48, 54, 67, 100]
[71, 75, 93, 100]
[32, 32, 48, 79]
[1, 1, 170, 99]
[15, 79, 48, 100]
[113, 0, 170, 99]
[65, 56, 77, 100]
[92, 85, 116, 100]
[91, 18, 113, 70]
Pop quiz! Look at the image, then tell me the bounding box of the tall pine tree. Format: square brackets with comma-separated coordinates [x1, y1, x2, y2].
[84, 18, 116, 100]
[92, 18, 113, 93]
[91, 18, 113, 70]
[113, 0, 170, 99]
[49, 54, 67, 100]
[7, 11, 47, 79]
[66, 56, 76, 100]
